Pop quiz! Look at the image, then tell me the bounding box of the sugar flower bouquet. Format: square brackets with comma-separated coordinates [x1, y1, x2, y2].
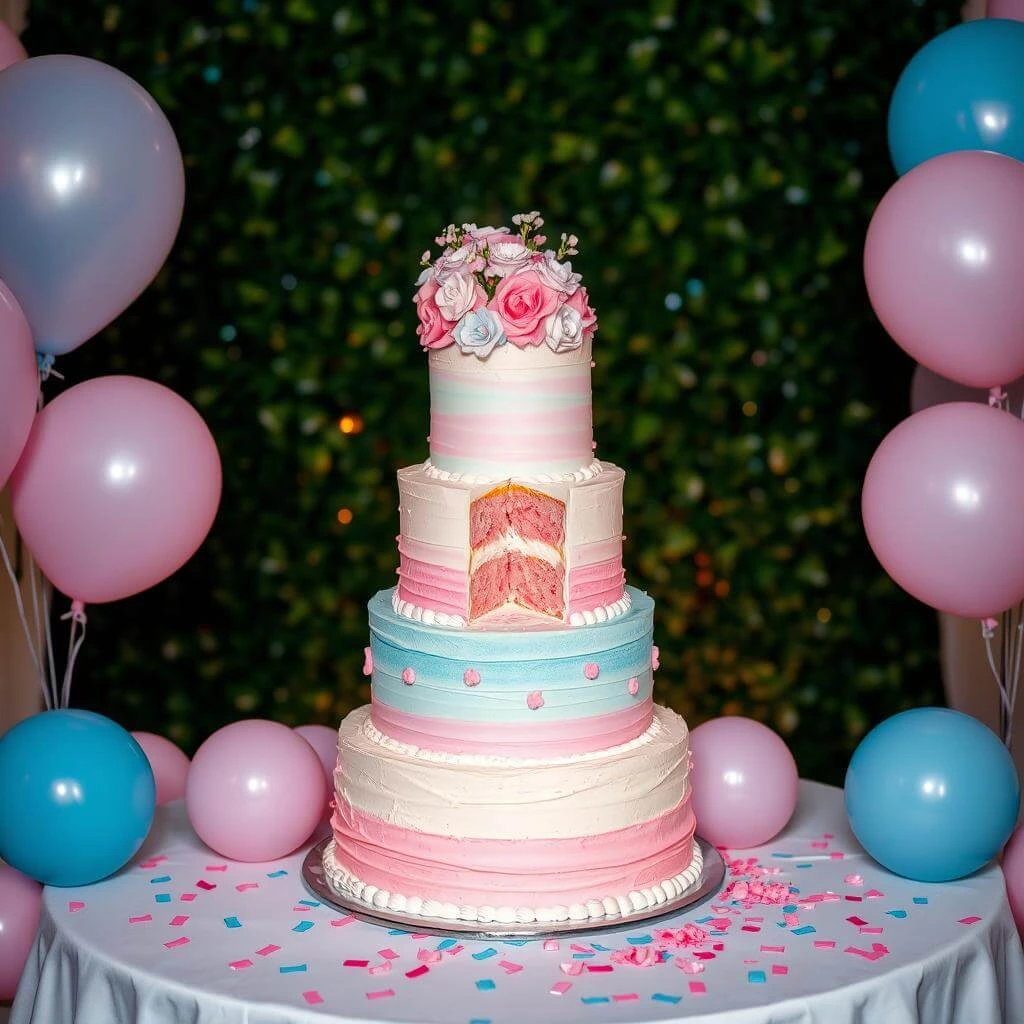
[414, 212, 597, 358]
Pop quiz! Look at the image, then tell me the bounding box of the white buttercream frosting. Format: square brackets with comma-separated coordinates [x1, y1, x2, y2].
[421, 458, 605, 485]
[322, 838, 704, 926]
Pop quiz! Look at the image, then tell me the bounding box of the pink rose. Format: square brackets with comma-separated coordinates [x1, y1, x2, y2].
[564, 285, 597, 338]
[486, 241, 533, 278]
[435, 272, 486, 322]
[489, 270, 562, 347]
[415, 279, 453, 350]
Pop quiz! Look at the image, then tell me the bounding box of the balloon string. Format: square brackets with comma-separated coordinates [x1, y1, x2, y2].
[25, 547, 58, 709]
[59, 600, 87, 710]
[35, 352, 63, 383]
[0, 516, 51, 708]
[983, 625, 1013, 746]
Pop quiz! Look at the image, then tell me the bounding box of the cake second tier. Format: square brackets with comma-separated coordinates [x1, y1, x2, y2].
[325, 703, 697, 925]
[367, 584, 656, 756]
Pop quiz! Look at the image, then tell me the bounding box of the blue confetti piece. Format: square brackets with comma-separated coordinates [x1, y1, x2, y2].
[150, 875, 171, 884]
[266, 869, 288, 878]
[627, 934, 653, 945]
[796, 863, 813, 869]
[792, 925, 816, 936]
[223, 916, 241, 929]
[913, 897, 929, 905]
[154, 894, 171, 904]
[472, 947, 498, 961]
[695, 915, 713, 923]
[571, 952, 595, 959]
[652, 993, 682, 1004]
[503, 939, 529, 946]
[387, 928, 409, 935]
[582, 996, 610, 1005]
[748, 970, 767, 984]
[437, 938, 458, 951]
[789, 886, 801, 894]
[297, 899, 319, 908]
[782, 904, 798, 914]
[887, 909, 908, 919]
[292, 920, 314, 933]
[279, 963, 307, 974]
[475, 979, 496, 991]
[469, 1019, 491, 1024]
[590, 943, 612, 952]
[773, 852, 794, 858]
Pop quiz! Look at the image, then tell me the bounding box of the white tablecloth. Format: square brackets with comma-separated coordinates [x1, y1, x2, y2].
[11, 780, 1024, 1023]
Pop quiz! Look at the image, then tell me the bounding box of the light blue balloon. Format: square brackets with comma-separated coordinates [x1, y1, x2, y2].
[888, 19, 1024, 176]
[0, 710, 155, 886]
[845, 707, 1019, 882]
[0, 55, 184, 355]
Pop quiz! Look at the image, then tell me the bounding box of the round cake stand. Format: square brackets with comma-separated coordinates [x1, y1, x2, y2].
[301, 836, 725, 940]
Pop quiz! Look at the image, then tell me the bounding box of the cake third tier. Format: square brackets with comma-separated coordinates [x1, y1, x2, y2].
[367, 584, 655, 757]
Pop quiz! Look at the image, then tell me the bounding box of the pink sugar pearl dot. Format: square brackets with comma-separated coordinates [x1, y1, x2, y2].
[652, 645, 660, 671]
[362, 647, 373, 676]
[463, 668, 481, 687]
[402, 667, 416, 685]
[628, 676, 639, 696]
[584, 662, 600, 680]
[526, 690, 544, 710]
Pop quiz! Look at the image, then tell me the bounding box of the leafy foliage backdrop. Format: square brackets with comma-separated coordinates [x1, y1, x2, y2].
[23, 0, 958, 782]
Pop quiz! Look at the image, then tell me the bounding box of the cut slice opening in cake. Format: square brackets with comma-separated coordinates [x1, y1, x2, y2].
[469, 483, 566, 622]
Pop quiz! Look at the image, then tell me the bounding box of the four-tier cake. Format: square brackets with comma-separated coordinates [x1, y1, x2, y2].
[324, 214, 700, 926]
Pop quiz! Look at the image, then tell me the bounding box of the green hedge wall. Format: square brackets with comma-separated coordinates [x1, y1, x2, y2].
[23, 0, 958, 782]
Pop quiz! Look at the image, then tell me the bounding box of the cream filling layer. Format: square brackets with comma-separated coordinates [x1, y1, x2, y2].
[469, 531, 561, 572]
[334, 704, 689, 840]
[322, 838, 703, 926]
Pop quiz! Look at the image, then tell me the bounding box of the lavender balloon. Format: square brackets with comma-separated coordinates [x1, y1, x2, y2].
[0, 56, 184, 355]
[865, 151, 1024, 389]
[863, 403, 1024, 619]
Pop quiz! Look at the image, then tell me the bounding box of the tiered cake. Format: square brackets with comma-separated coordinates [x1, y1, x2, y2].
[324, 215, 699, 925]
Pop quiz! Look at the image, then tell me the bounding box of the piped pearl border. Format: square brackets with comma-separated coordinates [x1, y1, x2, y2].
[391, 590, 632, 631]
[322, 838, 702, 926]
[421, 458, 605, 485]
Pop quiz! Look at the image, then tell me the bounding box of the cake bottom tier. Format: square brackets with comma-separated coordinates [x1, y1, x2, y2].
[325, 704, 697, 925]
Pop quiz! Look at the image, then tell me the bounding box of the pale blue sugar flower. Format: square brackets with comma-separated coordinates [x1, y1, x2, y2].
[453, 307, 507, 359]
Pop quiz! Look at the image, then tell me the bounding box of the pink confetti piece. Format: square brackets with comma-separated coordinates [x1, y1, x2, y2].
[543, 939, 560, 952]
[410, 932, 430, 939]
[570, 944, 591, 953]
[330, 916, 355, 928]
[741, 925, 761, 933]
[67, 901, 85, 913]
[760, 945, 786, 954]
[255, 944, 280, 957]
[712, 942, 724, 952]
[369, 961, 392, 976]
[366, 989, 394, 1000]
[235, 883, 259, 893]
[693, 951, 716, 961]
[844, 943, 889, 962]
[417, 948, 442, 964]
[196, 879, 216, 891]
[302, 991, 323, 1006]
[293, 905, 314, 913]
[164, 937, 190, 949]
[864, 889, 884, 899]
[586, 964, 613, 973]
[846, 915, 867, 927]
[814, 941, 836, 950]
[613, 993, 639, 1002]
[378, 948, 399, 960]
[811, 840, 829, 849]
[129, 914, 152, 924]
[549, 980, 573, 996]
[859, 926, 884, 935]
[677, 960, 704, 974]
[783, 912, 800, 927]
[560, 961, 584, 976]
[170, 915, 189, 927]
[405, 964, 429, 979]
[499, 960, 523, 974]
[830, 852, 846, 860]
[205, 864, 228, 872]
[689, 981, 707, 995]
[446, 943, 464, 956]
[844, 874, 864, 886]
[180, 893, 197, 903]
[958, 916, 982, 925]
[845, 895, 863, 902]
[773, 964, 789, 975]
[229, 959, 253, 971]
[343, 959, 370, 968]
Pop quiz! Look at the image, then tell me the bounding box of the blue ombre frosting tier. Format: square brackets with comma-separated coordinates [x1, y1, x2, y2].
[367, 585, 656, 756]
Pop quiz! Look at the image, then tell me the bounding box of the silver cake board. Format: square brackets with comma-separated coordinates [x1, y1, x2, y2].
[301, 836, 725, 940]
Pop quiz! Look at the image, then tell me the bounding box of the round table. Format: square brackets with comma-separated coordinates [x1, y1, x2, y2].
[10, 780, 1024, 1023]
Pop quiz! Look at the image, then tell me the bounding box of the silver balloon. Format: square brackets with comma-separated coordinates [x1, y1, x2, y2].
[0, 55, 184, 355]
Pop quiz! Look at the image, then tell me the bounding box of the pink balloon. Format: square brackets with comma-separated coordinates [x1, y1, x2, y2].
[10, 376, 221, 604]
[294, 724, 338, 829]
[689, 717, 798, 848]
[131, 731, 190, 806]
[0, 21, 26, 73]
[863, 403, 1024, 618]
[910, 364, 1024, 415]
[0, 279, 36, 490]
[1003, 825, 1024, 935]
[186, 720, 327, 862]
[865, 151, 1024, 388]
[0, 865, 41, 1000]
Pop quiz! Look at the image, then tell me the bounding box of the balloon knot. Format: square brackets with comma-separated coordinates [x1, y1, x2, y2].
[988, 387, 1007, 407]
[61, 599, 87, 625]
[36, 352, 63, 382]
[982, 616, 999, 637]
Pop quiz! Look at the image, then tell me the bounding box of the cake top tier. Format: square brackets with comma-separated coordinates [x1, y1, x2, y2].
[414, 213, 597, 360]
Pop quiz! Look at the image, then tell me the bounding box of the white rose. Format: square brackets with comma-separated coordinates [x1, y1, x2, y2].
[531, 250, 581, 295]
[486, 241, 533, 277]
[414, 266, 432, 286]
[435, 273, 482, 322]
[433, 243, 475, 282]
[544, 304, 584, 353]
